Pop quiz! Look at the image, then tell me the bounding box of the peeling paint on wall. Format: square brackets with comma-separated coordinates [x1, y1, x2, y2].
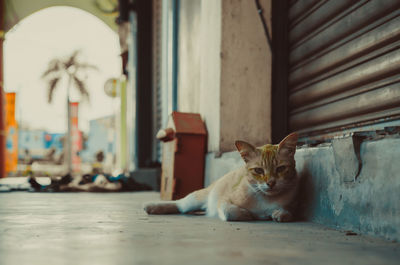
[296, 138, 400, 242]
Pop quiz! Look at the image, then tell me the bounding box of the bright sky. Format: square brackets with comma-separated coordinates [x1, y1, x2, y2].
[4, 6, 121, 133]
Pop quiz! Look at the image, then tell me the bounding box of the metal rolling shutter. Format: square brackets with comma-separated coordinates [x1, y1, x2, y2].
[288, 0, 400, 137]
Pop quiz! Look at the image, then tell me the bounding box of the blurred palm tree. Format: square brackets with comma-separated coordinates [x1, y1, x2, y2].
[41, 50, 98, 173]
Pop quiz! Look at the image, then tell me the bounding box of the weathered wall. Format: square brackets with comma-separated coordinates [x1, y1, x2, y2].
[220, 0, 272, 151]
[177, 0, 221, 152]
[177, 0, 201, 113]
[204, 136, 400, 242]
[177, 0, 271, 153]
[296, 137, 400, 242]
[204, 151, 242, 187]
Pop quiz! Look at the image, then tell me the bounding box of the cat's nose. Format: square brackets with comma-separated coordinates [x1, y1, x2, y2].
[267, 179, 276, 188]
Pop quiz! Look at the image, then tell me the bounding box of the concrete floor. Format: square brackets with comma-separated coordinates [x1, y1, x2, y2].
[0, 192, 399, 265]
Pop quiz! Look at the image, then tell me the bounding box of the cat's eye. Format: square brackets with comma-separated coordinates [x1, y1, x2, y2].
[253, 168, 264, 175]
[276, 165, 287, 173]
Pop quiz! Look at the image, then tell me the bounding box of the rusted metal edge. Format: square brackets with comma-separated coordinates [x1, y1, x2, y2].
[297, 125, 400, 148]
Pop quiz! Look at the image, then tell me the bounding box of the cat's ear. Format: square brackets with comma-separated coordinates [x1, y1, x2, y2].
[235, 140, 258, 163]
[278, 132, 298, 158]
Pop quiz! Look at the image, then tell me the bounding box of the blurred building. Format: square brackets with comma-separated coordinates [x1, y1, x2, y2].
[80, 115, 116, 166]
[18, 129, 65, 164]
[18, 130, 48, 161]
[43, 133, 64, 153]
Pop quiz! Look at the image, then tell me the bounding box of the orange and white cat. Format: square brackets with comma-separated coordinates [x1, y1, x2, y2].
[144, 133, 299, 222]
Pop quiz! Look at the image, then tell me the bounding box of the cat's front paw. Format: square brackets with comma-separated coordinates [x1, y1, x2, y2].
[219, 204, 254, 221]
[272, 209, 293, 222]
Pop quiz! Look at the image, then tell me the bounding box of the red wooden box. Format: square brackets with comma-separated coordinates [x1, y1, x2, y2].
[157, 112, 207, 200]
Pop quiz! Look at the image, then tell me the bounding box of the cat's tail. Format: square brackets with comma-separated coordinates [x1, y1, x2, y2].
[144, 185, 212, 215]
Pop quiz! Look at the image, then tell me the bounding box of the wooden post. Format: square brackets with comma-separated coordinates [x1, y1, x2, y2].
[0, 0, 6, 178]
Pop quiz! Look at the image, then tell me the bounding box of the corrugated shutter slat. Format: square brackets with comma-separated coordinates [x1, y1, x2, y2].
[288, 0, 400, 136]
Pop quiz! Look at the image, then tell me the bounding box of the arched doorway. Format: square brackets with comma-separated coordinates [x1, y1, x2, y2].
[2, 4, 123, 178]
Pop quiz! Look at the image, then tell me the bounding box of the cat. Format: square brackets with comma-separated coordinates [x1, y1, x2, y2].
[144, 132, 299, 222]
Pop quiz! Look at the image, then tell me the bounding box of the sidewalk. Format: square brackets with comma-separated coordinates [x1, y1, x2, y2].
[0, 192, 399, 265]
[0, 176, 49, 191]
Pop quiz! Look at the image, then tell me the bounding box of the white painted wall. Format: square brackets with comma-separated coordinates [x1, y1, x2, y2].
[220, 0, 272, 151]
[177, 0, 221, 152]
[176, 0, 271, 153]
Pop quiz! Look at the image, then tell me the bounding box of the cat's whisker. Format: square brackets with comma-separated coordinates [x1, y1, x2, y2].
[247, 182, 259, 194]
[258, 188, 270, 196]
[253, 185, 270, 196]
